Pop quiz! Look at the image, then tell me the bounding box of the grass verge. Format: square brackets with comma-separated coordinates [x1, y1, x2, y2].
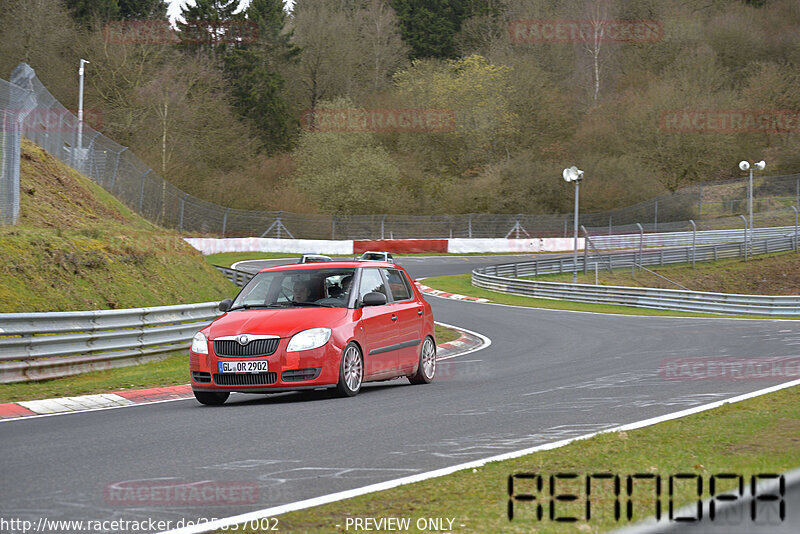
[0, 326, 461, 403]
[422, 275, 796, 319]
[0, 351, 189, 403]
[534, 249, 800, 295]
[232, 384, 800, 533]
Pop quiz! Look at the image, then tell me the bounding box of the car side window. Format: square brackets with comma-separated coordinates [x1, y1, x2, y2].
[383, 268, 412, 301]
[357, 268, 388, 303]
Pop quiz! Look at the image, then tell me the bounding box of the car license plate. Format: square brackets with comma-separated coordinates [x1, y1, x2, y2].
[218, 360, 268, 373]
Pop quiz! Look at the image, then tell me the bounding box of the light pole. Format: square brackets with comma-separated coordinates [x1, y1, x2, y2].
[77, 59, 90, 169]
[563, 166, 584, 283]
[738, 159, 765, 259]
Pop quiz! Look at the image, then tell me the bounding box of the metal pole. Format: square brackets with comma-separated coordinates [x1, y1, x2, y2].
[792, 206, 798, 252]
[331, 215, 336, 239]
[609, 216, 612, 236]
[468, 213, 473, 238]
[381, 214, 386, 240]
[748, 168, 753, 260]
[77, 59, 89, 170]
[739, 214, 747, 261]
[636, 223, 643, 272]
[573, 181, 580, 283]
[689, 219, 696, 268]
[222, 208, 230, 238]
[654, 199, 658, 232]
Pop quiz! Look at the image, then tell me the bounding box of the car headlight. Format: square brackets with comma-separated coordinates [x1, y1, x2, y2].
[286, 328, 331, 352]
[191, 332, 209, 355]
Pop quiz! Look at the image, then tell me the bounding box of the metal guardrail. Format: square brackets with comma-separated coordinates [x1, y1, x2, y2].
[0, 303, 220, 383]
[592, 225, 798, 249]
[213, 265, 254, 287]
[473, 236, 800, 316]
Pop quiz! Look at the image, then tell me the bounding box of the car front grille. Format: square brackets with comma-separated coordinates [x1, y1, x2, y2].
[213, 372, 277, 386]
[282, 368, 321, 382]
[214, 338, 279, 358]
[191, 371, 211, 383]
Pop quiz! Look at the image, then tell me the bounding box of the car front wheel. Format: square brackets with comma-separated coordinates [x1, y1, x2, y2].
[408, 336, 436, 384]
[194, 391, 229, 406]
[336, 342, 363, 397]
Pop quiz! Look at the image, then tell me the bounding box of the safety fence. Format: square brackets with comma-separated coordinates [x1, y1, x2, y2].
[2, 63, 799, 238]
[473, 236, 800, 316]
[0, 302, 220, 383]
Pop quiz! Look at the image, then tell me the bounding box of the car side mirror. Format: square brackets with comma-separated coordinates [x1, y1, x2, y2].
[361, 292, 387, 307]
[218, 298, 233, 312]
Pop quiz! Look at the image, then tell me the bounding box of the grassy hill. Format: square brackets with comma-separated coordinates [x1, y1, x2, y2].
[0, 139, 236, 312]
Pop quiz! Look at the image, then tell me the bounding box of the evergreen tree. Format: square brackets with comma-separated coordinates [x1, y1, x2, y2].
[390, 0, 500, 59]
[179, 0, 242, 49]
[117, 0, 167, 20]
[64, 0, 120, 27]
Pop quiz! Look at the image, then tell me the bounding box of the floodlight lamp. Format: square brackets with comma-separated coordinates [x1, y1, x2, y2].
[739, 160, 750, 171]
[754, 160, 766, 171]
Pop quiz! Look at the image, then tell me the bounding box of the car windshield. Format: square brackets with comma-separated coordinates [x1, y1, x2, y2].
[230, 268, 356, 310]
[361, 253, 386, 261]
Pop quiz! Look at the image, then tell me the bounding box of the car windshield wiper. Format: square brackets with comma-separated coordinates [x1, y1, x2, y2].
[227, 304, 277, 311]
[288, 301, 334, 307]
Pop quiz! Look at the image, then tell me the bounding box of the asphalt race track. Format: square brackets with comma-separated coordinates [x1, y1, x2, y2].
[1, 256, 798, 532]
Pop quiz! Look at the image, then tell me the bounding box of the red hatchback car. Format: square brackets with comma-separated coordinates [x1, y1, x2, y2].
[190, 261, 436, 405]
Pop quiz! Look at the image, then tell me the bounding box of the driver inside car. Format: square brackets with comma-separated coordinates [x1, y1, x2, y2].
[292, 280, 313, 303]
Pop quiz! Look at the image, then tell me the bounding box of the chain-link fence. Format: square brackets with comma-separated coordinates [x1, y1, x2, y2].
[0, 75, 36, 225]
[2, 62, 800, 237]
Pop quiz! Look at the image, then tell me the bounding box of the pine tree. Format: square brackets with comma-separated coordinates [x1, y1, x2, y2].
[64, 0, 120, 27]
[117, 0, 167, 20]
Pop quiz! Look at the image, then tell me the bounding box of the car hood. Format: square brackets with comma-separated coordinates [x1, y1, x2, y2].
[205, 307, 349, 339]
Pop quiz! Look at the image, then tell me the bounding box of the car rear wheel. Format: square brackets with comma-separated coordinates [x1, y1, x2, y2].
[408, 336, 436, 384]
[336, 342, 363, 397]
[194, 391, 230, 406]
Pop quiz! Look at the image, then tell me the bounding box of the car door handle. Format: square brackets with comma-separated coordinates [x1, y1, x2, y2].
[391, 315, 398, 321]
[417, 310, 423, 316]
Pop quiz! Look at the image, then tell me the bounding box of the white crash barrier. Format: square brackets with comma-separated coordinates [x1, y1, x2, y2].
[185, 237, 355, 255]
[447, 238, 583, 253]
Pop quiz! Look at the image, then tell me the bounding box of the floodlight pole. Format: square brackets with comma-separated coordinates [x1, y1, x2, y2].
[77, 59, 89, 167]
[573, 180, 580, 283]
[748, 167, 753, 259]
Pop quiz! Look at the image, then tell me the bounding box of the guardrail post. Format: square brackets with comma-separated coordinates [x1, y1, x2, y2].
[689, 219, 697, 268]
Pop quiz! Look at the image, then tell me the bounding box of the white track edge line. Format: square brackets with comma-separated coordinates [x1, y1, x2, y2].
[0, 396, 193, 423]
[158, 378, 800, 534]
[433, 321, 492, 361]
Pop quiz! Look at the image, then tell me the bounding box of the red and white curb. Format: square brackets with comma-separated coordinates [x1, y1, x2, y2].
[0, 385, 194, 421]
[0, 325, 490, 421]
[415, 281, 489, 303]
